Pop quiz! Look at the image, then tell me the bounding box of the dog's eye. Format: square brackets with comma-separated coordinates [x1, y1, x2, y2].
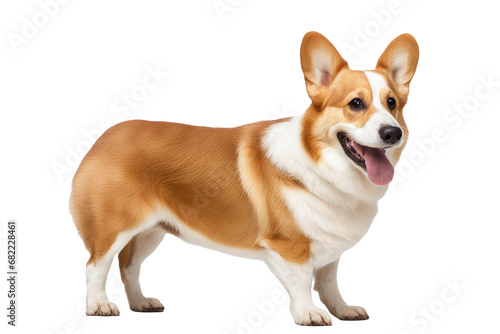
[387, 97, 396, 110]
[348, 98, 364, 111]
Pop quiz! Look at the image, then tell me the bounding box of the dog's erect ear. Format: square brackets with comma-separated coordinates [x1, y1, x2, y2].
[300, 31, 348, 109]
[376, 34, 419, 95]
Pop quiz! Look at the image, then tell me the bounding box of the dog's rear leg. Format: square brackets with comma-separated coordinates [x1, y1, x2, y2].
[86, 231, 136, 316]
[119, 225, 166, 312]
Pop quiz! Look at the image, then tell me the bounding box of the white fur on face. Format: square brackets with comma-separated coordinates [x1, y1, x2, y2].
[346, 71, 403, 149]
[363, 71, 406, 166]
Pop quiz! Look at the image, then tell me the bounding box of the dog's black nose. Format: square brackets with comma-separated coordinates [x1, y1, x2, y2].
[379, 126, 402, 145]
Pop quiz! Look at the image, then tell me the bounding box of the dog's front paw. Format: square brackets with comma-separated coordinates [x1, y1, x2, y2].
[130, 297, 165, 312]
[332, 305, 369, 320]
[86, 301, 120, 316]
[291, 304, 332, 326]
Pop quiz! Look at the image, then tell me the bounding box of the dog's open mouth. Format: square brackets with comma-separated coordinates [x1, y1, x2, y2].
[337, 132, 394, 186]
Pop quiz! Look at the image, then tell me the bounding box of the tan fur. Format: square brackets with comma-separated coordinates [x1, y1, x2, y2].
[72, 31, 419, 323]
[118, 235, 136, 271]
[300, 70, 379, 162]
[71, 31, 418, 271]
[300, 31, 348, 109]
[238, 120, 311, 263]
[299, 33, 418, 164]
[70, 119, 311, 266]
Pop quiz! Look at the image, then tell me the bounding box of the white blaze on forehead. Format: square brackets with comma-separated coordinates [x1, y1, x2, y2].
[364, 71, 387, 110]
[363, 71, 400, 127]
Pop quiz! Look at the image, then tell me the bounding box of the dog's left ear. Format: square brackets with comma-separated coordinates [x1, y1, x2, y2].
[376, 34, 419, 96]
[300, 31, 349, 109]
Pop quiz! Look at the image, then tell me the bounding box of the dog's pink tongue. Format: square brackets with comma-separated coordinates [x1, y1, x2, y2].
[362, 147, 394, 186]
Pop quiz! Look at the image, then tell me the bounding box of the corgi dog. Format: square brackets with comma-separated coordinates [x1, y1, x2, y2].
[70, 31, 419, 326]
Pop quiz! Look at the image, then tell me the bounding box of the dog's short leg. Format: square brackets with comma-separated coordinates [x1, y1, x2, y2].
[314, 258, 369, 320]
[86, 233, 135, 316]
[86, 257, 120, 316]
[265, 251, 332, 326]
[119, 226, 166, 312]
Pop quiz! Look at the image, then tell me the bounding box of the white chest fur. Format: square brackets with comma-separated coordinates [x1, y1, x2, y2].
[283, 187, 377, 268]
[263, 115, 382, 269]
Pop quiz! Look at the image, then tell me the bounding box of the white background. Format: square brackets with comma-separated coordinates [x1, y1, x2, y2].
[1, 0, 499, 333]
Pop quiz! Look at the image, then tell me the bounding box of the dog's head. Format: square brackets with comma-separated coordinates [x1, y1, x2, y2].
[300, 32, 419, 187]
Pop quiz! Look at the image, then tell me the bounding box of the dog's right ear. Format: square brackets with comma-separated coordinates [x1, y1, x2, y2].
[300, 31, 348, 109]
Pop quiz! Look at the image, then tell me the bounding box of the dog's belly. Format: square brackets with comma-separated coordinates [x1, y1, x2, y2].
[146, 206, 266, 260]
